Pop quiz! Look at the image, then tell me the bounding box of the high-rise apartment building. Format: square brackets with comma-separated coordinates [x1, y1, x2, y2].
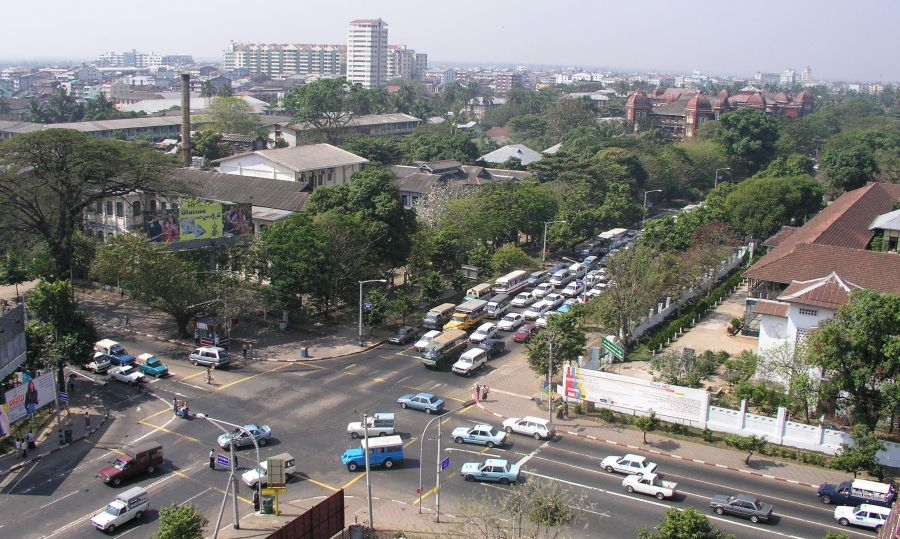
[347, 19, 388, 88]
[801, 65, 812, 82]
[780, 69, 796, 86]
[223, 42, 346, 77]
[386, 45, 416, 80]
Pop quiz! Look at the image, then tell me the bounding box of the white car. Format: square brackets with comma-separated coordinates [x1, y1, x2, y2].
[497, 313, 524, 331]
[561, 281, 585, 298]
[835, 504, 890, 530]
[601, 454, 658, 475]
[623, 473, 678, 500]
[544, 293, 565, 309]
[532, 282, 554, 299]
[586, 283, 607, 298]
[470, 323, 498, 344]
[511, 291, 535, 308]
[242, 452, 296, 488]
[414, 330, 441, 352]
[502, 416, 554, 440]
[452, 348, 487, 376]
[109, 365, 145, 386]
[535, 311, 559, 329]
[523, 300, 553, 321]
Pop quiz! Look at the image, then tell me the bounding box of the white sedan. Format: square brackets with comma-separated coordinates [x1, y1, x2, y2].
[497, 313, 524, 331]
[469, 323, 498, 344]
[532, 283, 554, 298]
[511, 291, 535, 308]
[544, 293, 565, 309]
[601, 454, 657, 475]
[108, 365, 145, 386]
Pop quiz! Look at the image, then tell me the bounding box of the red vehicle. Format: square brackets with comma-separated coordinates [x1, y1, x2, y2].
[98, 441, 164, 487]
[513, 323, 539, 343]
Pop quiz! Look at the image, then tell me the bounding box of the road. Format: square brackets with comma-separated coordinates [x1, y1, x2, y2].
[0, 302, 874, 538]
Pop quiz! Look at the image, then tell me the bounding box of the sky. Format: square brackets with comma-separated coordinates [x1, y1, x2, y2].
[2, 0, 898, 82]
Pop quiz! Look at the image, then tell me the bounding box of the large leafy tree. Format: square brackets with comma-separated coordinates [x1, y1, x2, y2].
[807, 290, 900, 429]
[201, 97, 259, 135]
[820, 145, 879, 193]
[723, 176, 824, 239]
[191, 130, 230, 164]
[259, 213, 329, 316]
[0, 130, 178, 279]
[525, 311, 587, 376]
[831, 425, 886, 480]
[714, 107, 780, 177]
[282, 78, 355, 144]
[341, 135, 403, 166]
[152, 503, 207, 539]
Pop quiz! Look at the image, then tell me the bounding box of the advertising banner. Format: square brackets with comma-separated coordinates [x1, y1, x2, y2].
[222, 203, 253, 238]
[143, 208, 181, 243]
[4, 372, 56, 424]
[178, 198, 223, 241]
[0, 404, 9, 438]
[563, 366, 709, 425]
[144, 201, 252, 244]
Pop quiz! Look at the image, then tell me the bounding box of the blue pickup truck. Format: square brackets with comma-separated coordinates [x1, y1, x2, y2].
[817, 478, 895, 507]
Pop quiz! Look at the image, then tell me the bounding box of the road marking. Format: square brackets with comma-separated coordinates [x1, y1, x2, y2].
[342, 472, 367, 490]
[216, 362, 292, 391]
[306, 478, 340, 492]
[180, 487, 212, 505]
[412, 484, 438, 505]
[137, 420, 201, 443]
[396, 375, 413, 384]
[39, 490, 80, 509]
[430, 383, 442, 389]
[403, 437, 419, 448]
[343, 363, 356, 370]
[139, 408, 171, 422]
[176, 380, 210, 391]
[515, 440, 550, 468]
[445, 447, 501, 459]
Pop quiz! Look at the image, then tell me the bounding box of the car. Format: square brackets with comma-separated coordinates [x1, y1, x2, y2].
[512, 323, 539, 343]
[94, 339, 136, 366]
[601, 454, 658, 475]
[217, 424, 272, 449]
[556, 299, 577, 314]
[561, 281, 585, 298]
[834, 504, 890, 530]
[91, 487, 149, 533]
[478, 338, 506, 359]
[460, 458, 520, 484]
[544, 293, 564, 309]
[817, 479, 896, 507]
[397, 392, 445, 414]
[109, 365, 145, 386]
[535, 310, 559, 329]
[582, 255, 599, 269]
[414, 330, 441, 352]
[452, 348, 487, 376]
[135, 353, 168, 377]
[523, 300, 553, 321]
[586, 283, 607, 298]
[347, 412, 396, 439]
[242, 452, 296, 488]
[452, 424, 507, 447]
[511, 291, 536, 308]
[497, 312, 524, 331]
[623, 473, 678, 500]
[388, 325, 418, 345]
[502, 416, 554, 440]
[86, 354, 112, 374]
[709, 493, 774, 523]
[189, 346, 229, 368]
[469, 323, 498, 344]
[98, 442, 164, 487]
[532, 282, 554, 299]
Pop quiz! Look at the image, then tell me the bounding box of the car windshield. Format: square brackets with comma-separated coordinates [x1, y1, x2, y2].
[105, 504, 121, 516]
[147, 358, 159, 366]
[112, 458, 128, 470]
[121, 367, 134, 375]
[459, 358, 473, 364]
[427, 396, 438, 404]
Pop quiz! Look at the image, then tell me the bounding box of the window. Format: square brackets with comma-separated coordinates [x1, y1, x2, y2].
[150, 199, 157, 212]
[115, 202, 124, 217]
[132, 201, 141, 216]
[95, 201, 102, 213]
[161, 202, 167, 211]
[106, 201, 113, 215]
[798, 307, 818, 316]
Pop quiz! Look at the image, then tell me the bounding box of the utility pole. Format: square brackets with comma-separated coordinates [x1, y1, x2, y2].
[358, 279, 387, 347]
[548, 338, 554, 425]
[434, 416, 443, 522]
[360, 410, 374, 530]
[642, 190, 662, 229]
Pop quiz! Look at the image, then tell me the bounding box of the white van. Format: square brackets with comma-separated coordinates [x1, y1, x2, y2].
[548, 270, 572, 288]
[834, 503, 890, 530]
[91, 486, 149, 533]
[567, 262, 586, 279]
[189, 346, 229, 367]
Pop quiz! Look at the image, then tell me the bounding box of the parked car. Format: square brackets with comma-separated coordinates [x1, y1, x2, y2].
[397, 392, 445, 414]
[217, 424, 272, 449]
[98, 442, 164, 487]
[189, 346, 229, 368]
[561, 281, 585, 298]
[347, 412, 396, 439]
[91, 486, 149, 533]
[818, 479, 896, 507]
[86, 354, 112, 374]
[601, 454, 658, 475]
[460, 458, 520, 484]
[523, 300, 553, 321]
[512, 323, 539, 343]
[526, 270, 549, 286]
[469, 323, 498, 344]
[451, 348, 488, 376]
[414, 330, 441, 352]
[388, 326, 418, 345]
[478, 338, 506, 359]
[451, 424, 507, 448]
[556, 298, 577, 314]
[544, 293, 564, 309]
[109, 365, 145, 386]
[586, 283, 607, 298]
[532, 282, 554, 298]
[242, 452, 296, 488]
[502, 416, 554, 440]
[497, 312, 524, 331]
[535, 310, 559, 329]
[709, 493, 774, 523]
[135, 353, 168, 377]
[511, 291, 536, 308]
[834, 504, 890, 530]
[623, 473, 677, 500]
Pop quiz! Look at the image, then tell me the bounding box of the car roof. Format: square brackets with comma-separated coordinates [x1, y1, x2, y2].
[857, 504, 891, 514]
[415, 392, 435, 398]
[243, 423, 260, 430]
[137, 353, 156, 361]
[623, 454, 646, 462]
[734, 494, 760, 503]
[472, 424, 494, 430]
[421, 330, 441, 337]
[360, 435, 403, 449]
[373, 412, 395, 420]
[197, 346, 227, 352]
[96, 338, 120, 348]
[477, 322, 495, 330]
[460, 348, 486, 359]
[484, 458, 509, 466]
[522, 416, 550, 425]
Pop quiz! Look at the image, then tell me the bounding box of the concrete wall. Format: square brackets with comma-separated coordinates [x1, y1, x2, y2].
[217, 154, 297, 181]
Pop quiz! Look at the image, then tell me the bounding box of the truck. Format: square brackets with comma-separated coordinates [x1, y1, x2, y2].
[622, 473, 678, 500]
[443, 299, 488, 331]
[817, 478, 895, 507]
[421, 329, 468, 369]
[98, 441, 164, 487]
[346, 412, 396, 439]
[91, 486, 149, 533]
[341, 435, 404, 471]
[484, 293, 511, 319]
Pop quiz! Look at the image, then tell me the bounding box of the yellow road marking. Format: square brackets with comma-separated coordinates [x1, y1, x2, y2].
[480, 446, 492, 454]
[167, 467, 252, 505]
[215, 363, 292, 391]
[341, 472, 367, 490]
[411, 484, 439, 505]
[140, 408, 171, 422]
[138, 420, 201, 444]
[403, 437, 418, 448]
[306, 478, 340, 492]
[182, 370, 206, 381]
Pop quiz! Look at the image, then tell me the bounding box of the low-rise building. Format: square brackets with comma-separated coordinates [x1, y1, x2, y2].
[261, 113, 421, 146]
[391, 160, 530, 209]
[213, 143, 368, 188]
[479, 144, 542, 166]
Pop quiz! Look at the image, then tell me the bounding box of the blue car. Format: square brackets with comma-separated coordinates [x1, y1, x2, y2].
[460, 458, 520, 484]
[397, 392, 445, 414]
[451, 424, 507, 448]
[136, 353, 168, 377]
[556, 298, 577, 314]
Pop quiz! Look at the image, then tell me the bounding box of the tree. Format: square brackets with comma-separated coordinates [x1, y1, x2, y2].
[283, 78, 355, 144]
[723, 176, 824, 239]
[831, 425, 885, 480]
[0, 130, 178, 279]
[362, 287, 388, 330]
[259, 213, 329, 317]
[634, 412, 660, 444]
[201, 97, 258, 135]
[492, 246, 537, 275]
[466, 244, 493, 278]
[152, 503, 207, 539]
[315, 211, 377, 311]
[755, 153, 816, 178]
[638, 508, 730, 539]
[525, 312, 587, 377]
[191, 130, 230, 164]
[807, 290, 900, 429]
[341, 136, 403, 166]
[650, 352, 707, 388]
[714, 107, 780, 176]
[390, 291, 417, 324]
[724, 434, 768, 465]
[417, 270, 446, 306]
[820, 145, 879, 193]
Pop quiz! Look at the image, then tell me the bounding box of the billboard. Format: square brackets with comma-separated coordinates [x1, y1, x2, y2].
[144, 201, 252, 243]
[563, 366, 709, 425]
[0, 404, 9, 439]
[4, 372, 56, 424]
[0, 305, 26, 380]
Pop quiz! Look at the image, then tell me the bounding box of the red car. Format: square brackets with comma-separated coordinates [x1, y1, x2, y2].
[513, 323, 539, 343]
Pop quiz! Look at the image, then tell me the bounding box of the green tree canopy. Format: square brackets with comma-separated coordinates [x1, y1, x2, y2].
[525, 311, 587, 376]
[831, 425, 886, 480]
[723, 176, 824, 239]
[283, 78, 355, 144]
[714, 107, 780, 176]
[201, 97, 259, 135]
[638, 507, 731, 539]
[820, 145, 879, 193]
[152, 503, 208, 539]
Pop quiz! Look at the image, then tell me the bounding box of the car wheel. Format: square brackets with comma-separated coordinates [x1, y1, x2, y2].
[750, 515, 759, 524]
[465, 474, 475, 482]
[147, 465, 155, 474]
[425, 408, 433, 414]
[714, 507, 724, 515]
[383, 459, 393, 469]
[838, 517, 849, 526]
[107, 524, 116, 533]
[350, 432, 359, 439]
[378, 432, 386, 436]
[259, 438, 268, 447]
[820, 495, 831, 504]
[505, 426, 513, 433]
[605, 466, 614, 473]
[655, 492, 665, 500]
[499, 477, 510, 485]
[135, 511, 143, 520]
[348, 462, 359, 472]
[192, 360, 198, 366]
[625, 485, 634, 493]
[400, 402, 408, 409]
[533, 432, 542, 440]
[486, 441, 495, 448]
[875, 524, 883, 531]
[112, 477, 121, 487]
[454, 437, 463, 444]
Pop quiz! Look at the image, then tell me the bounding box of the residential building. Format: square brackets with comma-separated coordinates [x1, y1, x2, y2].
[479, 144, 543, 166]
[780, 69, 796, 86]
[493, 72, 523, 95]
[214, 143, 368, 188]
[801, 65, 812, 83]
[415, 53, 428, 79]
[261, 113, 421, 146]
[386, 45, 422, 80]
[391, 160, 531, 209]
[869, 208, 900, 252]
[223, 42, 346, 77]
[347, 18, 389, 89]
[465, 97, 506, 121]
[0, 116, 188, 141]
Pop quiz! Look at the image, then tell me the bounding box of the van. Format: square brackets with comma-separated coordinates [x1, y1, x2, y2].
[464, 283, 493, 301]
[421, 329, 468, 369]
[189, 346, 229, 368]
[567, 262, 586, 279]
[423, 303, 456, 330]
[443, 299, 488, 331]
[341, 434, 404, 471]
[818, 478, 896, 507]
[98, 441, 164, 487]
[242, 452, 296, 488]
[484, 293, 511, 319]
[91, 486, 149, 533]
[582, 255, 599, 269]
[548, 270, 572, 288]
[527, 270, 549, 286]
[834, 503, 890, 530]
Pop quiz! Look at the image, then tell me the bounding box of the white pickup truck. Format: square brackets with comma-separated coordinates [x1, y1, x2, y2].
[109, 365, 145, 386]
[91, 486, 149, 533]
[622, 473, 678, 500]
[347, 413, 396, 439]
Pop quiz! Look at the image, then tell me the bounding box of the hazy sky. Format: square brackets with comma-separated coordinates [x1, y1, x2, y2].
[3, 0, 897, 81]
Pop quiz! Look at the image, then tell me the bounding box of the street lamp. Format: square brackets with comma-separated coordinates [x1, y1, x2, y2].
[714, 167, 731, 188]
[417, 402, 475, 519]
[358, 279, 387, 347]
[642, 190, 662, 229]
[196, 413, 262, 538]
[355, 410, 374, 530]
[542, 220, 567, 264]
[547, 334, 555, 426]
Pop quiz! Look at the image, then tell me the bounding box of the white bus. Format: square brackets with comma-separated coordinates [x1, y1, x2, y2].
[492, 270, 529, 295]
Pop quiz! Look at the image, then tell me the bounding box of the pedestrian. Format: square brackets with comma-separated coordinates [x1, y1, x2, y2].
[206, 366, 214, 384]
[120, 287, 124, 299]
[26, 431, 35, 449]
[209, 448, 215, 469]
[248, 343, 253, 359]
[253, 489, 260, 512]
[14, 439, 21, 458]
[123, 314, 129, 329]
[242, 344, 248, 359]
[84, 412, 91, 432]
[482, 384, 489, 401]
[21, 438, 27, 458]
[194, 329, 201, 346]
[473, 383, 481, 403]
[173, 397, 178, 414]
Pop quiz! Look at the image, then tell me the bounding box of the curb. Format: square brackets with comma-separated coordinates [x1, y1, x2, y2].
[475, 401, 818, 489]
[0, 405, 110, 478]
[262, 340, 388, 362]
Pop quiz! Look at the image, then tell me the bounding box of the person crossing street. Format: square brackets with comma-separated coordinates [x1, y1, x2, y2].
[209, 448, 215, 469]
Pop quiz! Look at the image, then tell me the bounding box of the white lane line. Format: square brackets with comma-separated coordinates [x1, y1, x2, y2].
[515, 440, 550, 468]
[430, 382, 442, 389]
[180, 487, 212, 505]
[39, 490, 80, 509]
[396, 375, 413, 384]
[445, 447, 501, 459]
[176, 380, 209, 391]
[343, 363, 356, 371]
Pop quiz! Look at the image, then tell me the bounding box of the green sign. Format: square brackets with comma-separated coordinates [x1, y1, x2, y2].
[601, 336, 624, 360]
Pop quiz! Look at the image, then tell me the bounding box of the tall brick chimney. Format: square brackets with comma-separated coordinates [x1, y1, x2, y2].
[181, 73, 191, 166]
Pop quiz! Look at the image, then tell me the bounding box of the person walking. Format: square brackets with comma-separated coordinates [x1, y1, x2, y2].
[26, 431, 35, 450]
[473, 384, 481, 403]
[84, 412, 91, 433]
[123, 315, 129, 329]
[205, 366, 213, 384]
[481, 384, 489, 402]
[20, 438, 28, 458]
[209, 449, 215, 469]
[14, 439, 21, 458]
[173, 398, 178, 414]
[194, 329, 201, 346]
[253, 489, 260, 512]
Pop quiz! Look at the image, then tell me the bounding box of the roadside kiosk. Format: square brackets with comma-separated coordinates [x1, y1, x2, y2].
[193, 316, 232, 350]
[260, 456, 288, 515]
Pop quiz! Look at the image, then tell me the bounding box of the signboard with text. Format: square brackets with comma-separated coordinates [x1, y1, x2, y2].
[4, 372, 56, 423]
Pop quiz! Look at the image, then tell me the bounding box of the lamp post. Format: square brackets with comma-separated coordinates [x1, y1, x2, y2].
[542, 220, 567, 264]
[417, 402, 475, 516]
[358, 279, 387, 347]
[642, 190, 662, 229]
[355, 410, 374, 530]
[196, 413, 262, 538]
[548, 336, 555, 426]
[714, 167, 731, 189]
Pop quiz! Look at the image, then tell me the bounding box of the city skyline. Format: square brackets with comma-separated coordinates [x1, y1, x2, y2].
[1, 0, 898, 81]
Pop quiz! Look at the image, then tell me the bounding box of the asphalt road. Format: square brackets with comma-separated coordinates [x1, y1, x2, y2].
[0, 302, 877, 539]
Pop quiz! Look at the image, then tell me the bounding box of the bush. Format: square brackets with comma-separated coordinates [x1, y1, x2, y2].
[702, 428, 714, 442]
[598, 409, 615, 423]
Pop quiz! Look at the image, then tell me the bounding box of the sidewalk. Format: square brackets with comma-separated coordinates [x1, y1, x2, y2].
[475, 354, 849, 489]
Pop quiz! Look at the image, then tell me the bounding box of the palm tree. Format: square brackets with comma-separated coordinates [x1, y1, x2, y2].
[200, 80, 214, 98]
[24, 99, 46, 122]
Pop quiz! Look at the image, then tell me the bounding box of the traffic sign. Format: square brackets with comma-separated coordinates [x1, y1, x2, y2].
[216, 454, 230, 467]
[601, 336, 625, 360]
[364, 301, 373, 311]
[576, 280, 583, 286]
[440, 456, 450, 471]
[58, 391, 69, 403]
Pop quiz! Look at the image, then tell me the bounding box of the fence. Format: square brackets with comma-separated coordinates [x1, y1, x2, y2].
[266, 489, 344, 539]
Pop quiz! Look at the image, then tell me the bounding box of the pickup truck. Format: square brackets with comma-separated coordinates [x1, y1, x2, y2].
[109, 365, 145, 386]
[347, 413, 395, 439]
[817, 478, 896, 507]
[623, 473, 677, 500]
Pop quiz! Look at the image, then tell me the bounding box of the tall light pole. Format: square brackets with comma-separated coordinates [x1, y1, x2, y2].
[358, 279, 387, 347]
[548, 336, 555, 426]
[542, 220, 567, 264]
[714, 167, 731, 189]
[355, 410, 374, 530]
[197, 413, 262, 538]
[417, 402, 475, 515]
[642, 190, 662, 229]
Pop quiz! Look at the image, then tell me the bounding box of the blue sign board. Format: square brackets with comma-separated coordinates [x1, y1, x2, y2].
[216, 454, 230, 467]
[440, 456, 450, 471]
[364, 301, 373, 311]
[58, 391, 69, 403]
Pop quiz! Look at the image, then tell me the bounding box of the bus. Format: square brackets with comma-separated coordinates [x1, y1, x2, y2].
[492, 270, 528, 295]
[595, 228, 629, 252]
